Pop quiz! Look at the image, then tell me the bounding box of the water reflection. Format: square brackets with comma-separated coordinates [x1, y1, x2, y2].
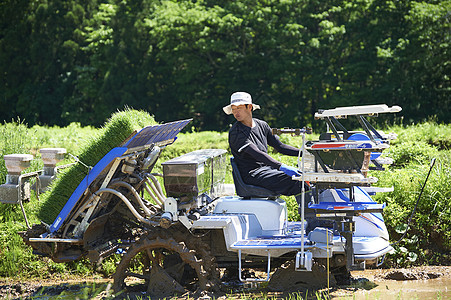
[31, 282, 111, 300]
[332, 269, 451, 300]
[29, 276, 451, 299]
[349, 278, 451, 300]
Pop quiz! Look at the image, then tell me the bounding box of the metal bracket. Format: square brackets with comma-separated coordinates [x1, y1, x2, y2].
[295, 251, 313, 271]
[238, 249, 271, 282]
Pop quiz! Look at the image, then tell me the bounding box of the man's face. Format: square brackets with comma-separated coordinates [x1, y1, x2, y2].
[231, 104, 252, 122]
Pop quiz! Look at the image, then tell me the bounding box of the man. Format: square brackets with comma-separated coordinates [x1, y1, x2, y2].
[223, 91, 305, 198]
[221, 91, 311, 282]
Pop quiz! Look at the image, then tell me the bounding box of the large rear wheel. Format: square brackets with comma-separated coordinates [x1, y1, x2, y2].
[113, 231, 217, 298]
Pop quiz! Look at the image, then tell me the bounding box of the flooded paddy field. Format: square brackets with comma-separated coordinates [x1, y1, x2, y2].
[334, 266, 451, 300]
[1, 266, 449, 299]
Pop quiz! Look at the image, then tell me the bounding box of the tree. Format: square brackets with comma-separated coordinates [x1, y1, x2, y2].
[1, 0, 449, 130]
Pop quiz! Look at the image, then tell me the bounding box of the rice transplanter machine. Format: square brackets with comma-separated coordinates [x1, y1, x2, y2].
[20, 104, 401, 297]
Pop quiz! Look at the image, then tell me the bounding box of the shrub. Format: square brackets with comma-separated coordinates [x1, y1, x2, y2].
[392, 121, 451, 150]
[389, 140, 438, 167]
[372, 153, 451, 266]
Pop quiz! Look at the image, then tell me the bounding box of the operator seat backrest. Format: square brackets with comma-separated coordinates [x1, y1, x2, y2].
[230, 157, 280, 199]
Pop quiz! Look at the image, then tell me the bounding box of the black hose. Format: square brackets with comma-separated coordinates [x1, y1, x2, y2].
[390, 158, 436, 247]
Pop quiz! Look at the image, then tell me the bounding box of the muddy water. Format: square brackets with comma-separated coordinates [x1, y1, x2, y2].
[331, 268, 451, 300]
[3, 267, 451, 299]
[31, 278, 451, 299]
[356, 278, 450, 299]
[333, 278, 451, 299]
[32, 277, 451, 300]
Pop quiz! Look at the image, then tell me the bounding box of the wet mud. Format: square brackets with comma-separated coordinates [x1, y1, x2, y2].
[337, 266, 451, 300]
[1, 266, 450, 299]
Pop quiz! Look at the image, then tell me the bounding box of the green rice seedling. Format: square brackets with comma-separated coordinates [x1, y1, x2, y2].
[37, 108, 157, 225]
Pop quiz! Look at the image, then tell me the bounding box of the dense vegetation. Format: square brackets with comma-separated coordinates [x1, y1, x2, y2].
[1, 0, 449, 131]
[0, 117, 450, 279]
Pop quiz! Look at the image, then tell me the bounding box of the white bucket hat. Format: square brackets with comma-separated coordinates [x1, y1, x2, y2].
[223, 92, 261, 115]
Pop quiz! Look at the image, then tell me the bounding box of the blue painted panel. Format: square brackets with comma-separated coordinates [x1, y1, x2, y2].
[308, 201, 385, 212]
[49, 147, 128, 233]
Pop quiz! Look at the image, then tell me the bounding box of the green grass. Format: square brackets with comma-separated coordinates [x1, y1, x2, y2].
[29, 122, 98, 156]
[0, 119, 38, 184]
[391, 121, 451, 150]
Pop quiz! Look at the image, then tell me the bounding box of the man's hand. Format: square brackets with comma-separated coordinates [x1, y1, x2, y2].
[279, 164, 301, 177]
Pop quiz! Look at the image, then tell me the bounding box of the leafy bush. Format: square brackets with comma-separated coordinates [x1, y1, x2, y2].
[372, 152, 451, 266]
[373, 122, 451, 267]
[389, 140, 438, 167]
[392, 121, 451, 150]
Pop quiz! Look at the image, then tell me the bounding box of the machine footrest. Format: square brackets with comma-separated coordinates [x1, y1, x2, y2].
[231, 237, 313, 250]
